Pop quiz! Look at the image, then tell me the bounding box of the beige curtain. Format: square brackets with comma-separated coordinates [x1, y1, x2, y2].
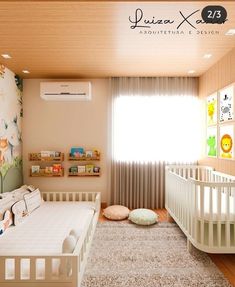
[111, 161, 166, 209]
[109, 77, 198, 209]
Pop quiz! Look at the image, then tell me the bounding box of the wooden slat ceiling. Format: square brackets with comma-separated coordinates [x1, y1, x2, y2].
[0, 1, 235, 78]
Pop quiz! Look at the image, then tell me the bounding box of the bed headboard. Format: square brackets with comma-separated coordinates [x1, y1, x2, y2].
[0, 167, 23, 193]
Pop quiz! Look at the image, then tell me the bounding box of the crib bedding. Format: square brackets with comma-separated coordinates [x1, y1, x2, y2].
[0, 201, 95, 255]
[197, 186, 235, 221]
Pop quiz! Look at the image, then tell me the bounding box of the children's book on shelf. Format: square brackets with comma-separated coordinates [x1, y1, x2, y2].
[78, 166, 86, 173]
[70, 166, 78, 173]
[52, 164, 62, 173]
[93, 149, 100, 158]
[40, 151, 61, 158]
[70, 147, 84, 157]
[93, 166, 100, 173]
[86, 164, 94, 173]
[45, 166, 53, 173]
[85, 150, 93, 158]
[31, 165, 40, 173]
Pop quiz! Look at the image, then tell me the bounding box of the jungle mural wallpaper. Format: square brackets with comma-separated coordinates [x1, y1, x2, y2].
[0, 65, 22, 176]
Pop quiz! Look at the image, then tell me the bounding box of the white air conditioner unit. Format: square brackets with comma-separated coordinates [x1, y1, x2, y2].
[40, 82, 92, 101]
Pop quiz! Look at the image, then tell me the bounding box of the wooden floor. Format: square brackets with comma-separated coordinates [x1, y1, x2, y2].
[99, 208, 235, 286]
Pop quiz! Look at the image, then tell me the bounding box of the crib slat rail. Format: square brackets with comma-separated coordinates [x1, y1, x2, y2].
[0, 191, 101, 287]
[0, 255, 77, 285]
[166, 165, 235, 253]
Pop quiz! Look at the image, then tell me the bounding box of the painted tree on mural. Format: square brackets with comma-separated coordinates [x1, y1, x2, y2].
[0, 65, 22, 176]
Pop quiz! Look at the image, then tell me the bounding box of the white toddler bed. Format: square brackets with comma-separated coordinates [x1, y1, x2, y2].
[165, 165, 235, 253]
[0, 190, 101, 287]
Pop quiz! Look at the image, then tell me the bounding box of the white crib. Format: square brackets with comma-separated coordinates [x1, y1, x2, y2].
[165, 165, 235, 253]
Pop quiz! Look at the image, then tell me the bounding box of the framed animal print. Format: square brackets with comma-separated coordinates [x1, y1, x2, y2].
[206, 127, 217, 158]
[219, 84, 234, 122]
[206, 93, 217, 126]
[219, 125, 234, 159]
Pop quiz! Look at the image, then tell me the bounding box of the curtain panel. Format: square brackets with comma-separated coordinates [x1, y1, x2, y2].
[111, 77, 198, 98]
[110, 77, 199, 209]
[111, 161, 166, 209]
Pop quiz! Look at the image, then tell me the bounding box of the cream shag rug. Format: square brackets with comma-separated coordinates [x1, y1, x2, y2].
[82, 221, 232, 287]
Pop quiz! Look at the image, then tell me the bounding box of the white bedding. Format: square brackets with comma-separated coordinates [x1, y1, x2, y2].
[0, 201, 95, 255]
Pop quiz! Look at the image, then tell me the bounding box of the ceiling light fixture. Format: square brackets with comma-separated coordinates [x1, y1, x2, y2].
[188, 70, 195, 74]
[22, 70, 30, 74]
[203, 53, 212, 59]
[1, 54, 11, 59]
[225, 29, 235, 36]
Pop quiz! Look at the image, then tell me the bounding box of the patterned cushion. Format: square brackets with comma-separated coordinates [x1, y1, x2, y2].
[0, 210, 13, 236]
[0, 186, 30, 200]
[24, 188, 42, 213]
[103, 205, 130, 220]
[0, 196, 16, 220]
[12, 187, 30, 201]
[129, 209, 158, 225]
[12, 200, 28, 225]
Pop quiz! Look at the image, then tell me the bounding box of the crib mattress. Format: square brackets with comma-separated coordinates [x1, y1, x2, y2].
[0, 201, 95, 255]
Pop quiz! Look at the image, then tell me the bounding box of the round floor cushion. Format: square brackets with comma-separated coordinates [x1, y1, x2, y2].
[103, 205, 130, 220]
[129, 209, 158, 225]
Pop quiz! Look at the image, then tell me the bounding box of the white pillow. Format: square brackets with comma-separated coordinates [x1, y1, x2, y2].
[69, 228, 82, 241]
[0, 192, 14, 199]
[60, 235, 77, 277]
[24, 189, 42, 214]
[62, 235, 77, 253]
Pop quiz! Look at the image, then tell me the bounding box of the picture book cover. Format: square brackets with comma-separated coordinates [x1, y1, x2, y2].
[86, 164, 94, 173]
[78, 166, 86, 173]
[70, 147, 84, 157]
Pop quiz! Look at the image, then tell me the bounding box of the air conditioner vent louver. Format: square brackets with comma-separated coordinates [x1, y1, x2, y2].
[40, 82, 91, 101]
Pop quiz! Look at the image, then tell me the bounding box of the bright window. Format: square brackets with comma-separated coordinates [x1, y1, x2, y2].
[113, 95, 202, 162]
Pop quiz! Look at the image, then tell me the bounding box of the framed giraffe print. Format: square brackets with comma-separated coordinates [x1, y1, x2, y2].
[206, 93, 217, 126]
[219, 84, 235, 123]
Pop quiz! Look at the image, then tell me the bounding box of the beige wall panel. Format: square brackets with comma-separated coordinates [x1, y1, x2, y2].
[199, 47, 235, 175]
[231, 50, 235, 83]
[23, 78, 110, 201]
[218, 52, 231, 89]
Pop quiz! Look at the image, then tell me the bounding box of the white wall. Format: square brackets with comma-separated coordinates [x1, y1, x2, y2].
[23, 79, 109, 202]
